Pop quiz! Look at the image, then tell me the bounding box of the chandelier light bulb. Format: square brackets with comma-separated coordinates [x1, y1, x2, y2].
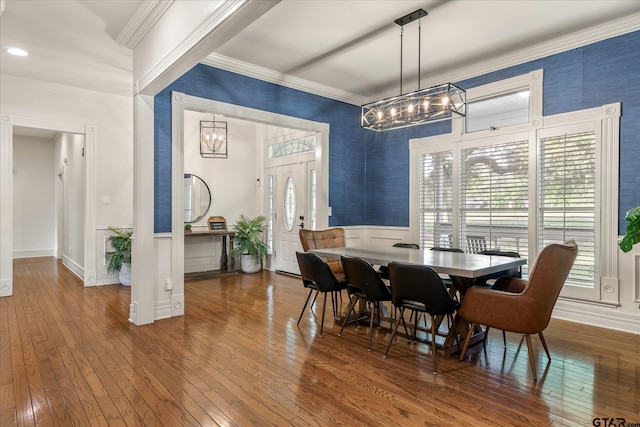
[391, 108, 397, 116]
[408, 104, 414, 113]
[377, 111, 383, 120]
[442, 96, 449, 106]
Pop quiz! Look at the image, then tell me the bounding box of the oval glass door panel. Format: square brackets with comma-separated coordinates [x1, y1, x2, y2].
[284, 177, 296, 231]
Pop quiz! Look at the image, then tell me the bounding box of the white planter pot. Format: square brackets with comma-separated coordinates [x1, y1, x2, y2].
[119, 263, 132, 286]
[240, 254, 261, 273]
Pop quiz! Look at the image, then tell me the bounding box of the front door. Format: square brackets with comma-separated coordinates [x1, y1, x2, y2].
[274, 162, 307, 274]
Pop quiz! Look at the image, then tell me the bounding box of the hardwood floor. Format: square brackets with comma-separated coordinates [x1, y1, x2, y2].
[2, 257, 639, 426]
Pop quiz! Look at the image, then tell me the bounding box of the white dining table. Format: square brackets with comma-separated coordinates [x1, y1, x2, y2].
[309, 245, 527, 356]
[309, 245, 526, 281]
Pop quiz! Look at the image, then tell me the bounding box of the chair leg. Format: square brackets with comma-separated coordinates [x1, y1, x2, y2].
[538, 332, 551, 360]
[459, 322, 477, 361]
[311, 291, 319, 308]
[367, 302, 376, 351]
[338, 295, 359, 336]
[319, 292, 327, 338]
[383, 307, 404, 358]
[483, 326, 491, 350]
[503, 330, 507, 347]
[525, 334, 538, 380]
[297, 289, 314, 325]
[401, 313, 410, 342]
[412, 311, 419, 344]
[431, 315, 438, 374]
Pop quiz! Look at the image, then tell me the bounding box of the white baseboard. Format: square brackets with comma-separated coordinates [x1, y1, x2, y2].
[62, 255, 84, 282]
[13, 249, 55, 258]
[553, 299, 640, 335]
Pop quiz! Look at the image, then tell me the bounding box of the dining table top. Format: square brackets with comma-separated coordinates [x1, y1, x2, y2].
[309, 245, 527, 279]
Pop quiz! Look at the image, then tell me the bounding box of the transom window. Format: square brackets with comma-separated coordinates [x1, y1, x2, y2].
[466, 90, 530, 132]
[268, 135, 315, 159]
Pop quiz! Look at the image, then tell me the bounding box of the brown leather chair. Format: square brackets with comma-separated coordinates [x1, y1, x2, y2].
[299, 228, 346, 280]
[458, 240, 578, 380]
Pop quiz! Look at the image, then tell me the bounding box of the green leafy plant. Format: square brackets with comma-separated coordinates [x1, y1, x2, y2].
[619, 206, 640, 253]
[231, 214, 269, 263]
[184, 223, 192, 232]
[106, 227, 132, 274]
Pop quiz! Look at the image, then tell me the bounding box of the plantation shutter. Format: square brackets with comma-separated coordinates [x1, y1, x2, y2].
[419, 151, 454, 249]
[460, 139, 529, 258]
[539, 129, 596, 289]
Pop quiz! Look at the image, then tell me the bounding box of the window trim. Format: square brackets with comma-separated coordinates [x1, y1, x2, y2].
[410, 69, 621, 306]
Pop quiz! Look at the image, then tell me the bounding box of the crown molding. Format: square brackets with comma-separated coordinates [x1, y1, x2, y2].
[116, 0, 175, 50]
[202, 12, 640, 106]
[200, 53, 368, 106]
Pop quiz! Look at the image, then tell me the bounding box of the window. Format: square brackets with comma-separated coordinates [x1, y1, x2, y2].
[418, 150, 454, 249]
[460, 136, 529, 258]
[412, 70, 621, 304]
[539, 126, 596, 294]
[284, 177, 296, 231]
[466, 90, 530, 132]
[268, 135, 315, 159]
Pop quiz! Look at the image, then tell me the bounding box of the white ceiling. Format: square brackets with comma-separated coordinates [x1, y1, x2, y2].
[1, 0, 639, 102]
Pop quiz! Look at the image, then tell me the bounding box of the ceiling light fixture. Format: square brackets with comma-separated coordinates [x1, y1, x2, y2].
[6, 47, 28, 56]
[361, 9, 465, 132]
[200, 118, 228, 158]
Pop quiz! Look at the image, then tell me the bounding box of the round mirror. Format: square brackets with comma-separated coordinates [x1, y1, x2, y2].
[184, 174, 211, 223]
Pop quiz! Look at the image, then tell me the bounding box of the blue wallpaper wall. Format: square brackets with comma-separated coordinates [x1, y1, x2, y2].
[155, 30, 640, 233]
[154, 65, 368, 232]
[363, 30, 640, 231]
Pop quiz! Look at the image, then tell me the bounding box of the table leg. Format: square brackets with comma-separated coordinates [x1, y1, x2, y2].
[220, 235, 228, 271]
[442, 275, 485, 357]
[229, 235, 235, 269]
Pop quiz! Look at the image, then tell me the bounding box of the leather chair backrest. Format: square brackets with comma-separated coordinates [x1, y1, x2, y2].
[299, 228, 345, 276]
[431, 247, 464, 253]
[295, 251, 342, 293]
[479, 250, 522, 279]
[341, 256, 391, 302]
[520, 240, 578, 331]
[393, 243, 420, 249]
[388, 262, 457, 315]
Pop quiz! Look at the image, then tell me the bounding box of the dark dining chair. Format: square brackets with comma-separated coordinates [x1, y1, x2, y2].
[378, 243, 420, 279]
[338, 256, 392, 351]
[295, 251, 347, 337]
[383, 262, 461, 374]
[458, 240, 578, 380]
[429, 247, 464, 291]
[465, 235, 487, 254]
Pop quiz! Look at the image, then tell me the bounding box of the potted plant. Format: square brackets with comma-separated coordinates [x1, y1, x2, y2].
[619, 205, 640, 253]
[184, 223, 192, 233]
[106, 226, 132, 286]
[231, 214, 269, 273]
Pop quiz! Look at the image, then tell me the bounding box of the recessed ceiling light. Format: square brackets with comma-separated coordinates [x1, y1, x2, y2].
[7, 47, 28, 57]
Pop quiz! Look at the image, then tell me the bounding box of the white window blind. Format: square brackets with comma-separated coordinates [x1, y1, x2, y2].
[419, 151, 454, 249]
[460, 140, 529, 258]
[539, 130, 596, 289]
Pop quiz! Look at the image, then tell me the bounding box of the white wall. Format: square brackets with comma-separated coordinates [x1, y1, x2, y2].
[184, 111, 260, 228]
[0, 75, 134, 285]
[55, 132, 85, 271]
[183, 110, 259, 273]
[12, 135, 55, 258]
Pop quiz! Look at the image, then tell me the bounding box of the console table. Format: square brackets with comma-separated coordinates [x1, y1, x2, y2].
[184, 231, 237, 279]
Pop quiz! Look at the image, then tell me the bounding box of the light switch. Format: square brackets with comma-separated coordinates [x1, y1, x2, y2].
[101, 196, 111, 205]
